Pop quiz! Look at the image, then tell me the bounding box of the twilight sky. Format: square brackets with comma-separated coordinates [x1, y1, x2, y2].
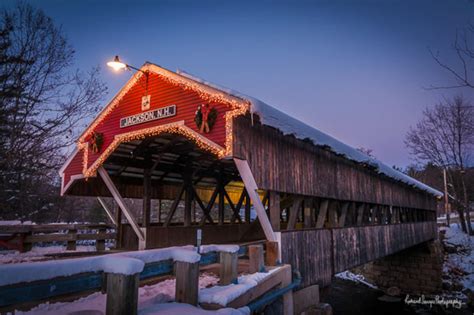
[4, 0, 474, 167]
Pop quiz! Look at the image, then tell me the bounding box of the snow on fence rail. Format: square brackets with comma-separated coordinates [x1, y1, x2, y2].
[0, 244, 246, 311]
[0, 223, 116, 252]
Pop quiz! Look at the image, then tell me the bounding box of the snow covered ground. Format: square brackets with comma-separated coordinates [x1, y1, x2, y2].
[440, 223, 474, 298]
[14, 273, 220, 315]
[0, 245, 100, 264]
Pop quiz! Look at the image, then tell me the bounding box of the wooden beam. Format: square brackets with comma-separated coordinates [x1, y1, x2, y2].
[220, 252, 238, 285]
[98, 167, 144, 241]
[97, 197, 118, 226]
[269, 191, 281, 231]
[175, 261, 199, 306]
[287, 197, 303, 230]
[199, 186, 219, 225]
[231, 188, 246, 223]
[303, 198, 313, 228]
[327, 201, 338, 228]
[106, 273, 139, 315]
[244, 189, 251, 223]
[142, 168, 151, 227]
[192, 186, 214, 224]
[163, 184, 186, 227]
[338, 202, 350, 228]
[315, 200, 329, 229]
[184, 172, 193, 227]
[233, 158, 277, 242]
[356, 204, 364, 226]
[249, 244, 265, 273]
[265, 241, 279, 266]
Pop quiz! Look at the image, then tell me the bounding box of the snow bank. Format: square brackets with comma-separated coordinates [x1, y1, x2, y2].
[200, 244, 240, 254]
[177, 70, 442, 197]
[199, 268, 279, 306]
[0, 245, 97, 265]
[335, 270, 378, 289]
[442, 223, 474, 292]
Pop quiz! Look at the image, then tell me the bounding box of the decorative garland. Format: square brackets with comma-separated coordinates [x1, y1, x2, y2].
[195, 104, 218, 133]
[89, 132, 104, 154]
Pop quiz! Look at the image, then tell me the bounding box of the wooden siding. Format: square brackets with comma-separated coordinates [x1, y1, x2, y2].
[62, 72, 232, 190]
[280, 221, 437, 288]
[120, 223, 265, 250]
[280, 229, 333, 287]
[232, 116, 437, 210]
[332, 222, 437, 273]
[87, 73, 230, 169]
[62, 149, 84, 189]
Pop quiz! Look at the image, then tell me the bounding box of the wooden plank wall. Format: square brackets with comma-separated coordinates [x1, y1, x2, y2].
[121, 223, 265, 250]
[280, 221, 437, 289]
[280, 229, 333, 288]
[332, 221, 437, 273]
[232, 116, 437, 211]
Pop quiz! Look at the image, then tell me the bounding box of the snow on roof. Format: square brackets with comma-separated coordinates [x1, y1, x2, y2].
[176, 69, 443, 197]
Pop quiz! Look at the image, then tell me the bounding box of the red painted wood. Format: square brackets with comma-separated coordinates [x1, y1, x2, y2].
[62, 149, 83, 190]
[62, 73, 231, 191]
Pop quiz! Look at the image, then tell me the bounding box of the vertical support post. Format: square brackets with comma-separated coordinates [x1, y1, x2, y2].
[143, 168, 151, 227]
[67, 229, 77, 251]
[184, 174, 193, 227]
[269, 191, 281, 231]
[338, 202, 349, 228]
[249, 244, 265, 273]
[265, 241, 279, 266]
[115, 202, 122, 249]
[96, 227, 106, 251]
[303, 198, 313, 228]
[245, 190, 251, 223]
[316, 200, 329, 229]
[281, 265, 294, 315]
[106, 272, 139, 315]
[370, 205, 377, 224]
[218, 176, 225, 225]
[175, 261, 199, 305]
[327, 201, 338, 228]
[21, 232, 32, 253]
[219, 251, 238, 285]
[356, 204, 364, 226]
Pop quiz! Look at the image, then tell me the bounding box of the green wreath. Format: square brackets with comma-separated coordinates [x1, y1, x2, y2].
[194, 105, 218, 132]
[89, 131, 104, 154]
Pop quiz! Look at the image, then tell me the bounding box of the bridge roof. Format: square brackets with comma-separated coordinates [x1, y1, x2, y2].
[176, 69, 443, 198]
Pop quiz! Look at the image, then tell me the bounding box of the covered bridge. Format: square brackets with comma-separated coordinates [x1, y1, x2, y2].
[60, 63, 442, 288]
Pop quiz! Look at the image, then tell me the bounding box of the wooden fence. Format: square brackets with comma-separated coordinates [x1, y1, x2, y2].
[0, 224, 116, 252]
[280, 221, 437, 288]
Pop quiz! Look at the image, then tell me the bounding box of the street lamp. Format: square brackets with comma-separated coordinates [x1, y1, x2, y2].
[107, 55, 150, 110]
[107, 55, 145, 73]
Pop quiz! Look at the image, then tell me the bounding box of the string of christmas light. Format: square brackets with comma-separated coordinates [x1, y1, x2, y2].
[78, 64, 249, 144]
[82, 122, 226, 178]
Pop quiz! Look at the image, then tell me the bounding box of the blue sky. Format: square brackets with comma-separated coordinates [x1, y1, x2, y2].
[5, 0, 474, 167]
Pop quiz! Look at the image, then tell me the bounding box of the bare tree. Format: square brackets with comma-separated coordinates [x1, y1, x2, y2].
[0, 4, 107, 220]
[405, 96, 474, 234]
[429, 23, 474, 89]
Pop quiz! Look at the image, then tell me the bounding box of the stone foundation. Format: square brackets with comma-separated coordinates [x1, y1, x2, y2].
[353, 240, 443, 294]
